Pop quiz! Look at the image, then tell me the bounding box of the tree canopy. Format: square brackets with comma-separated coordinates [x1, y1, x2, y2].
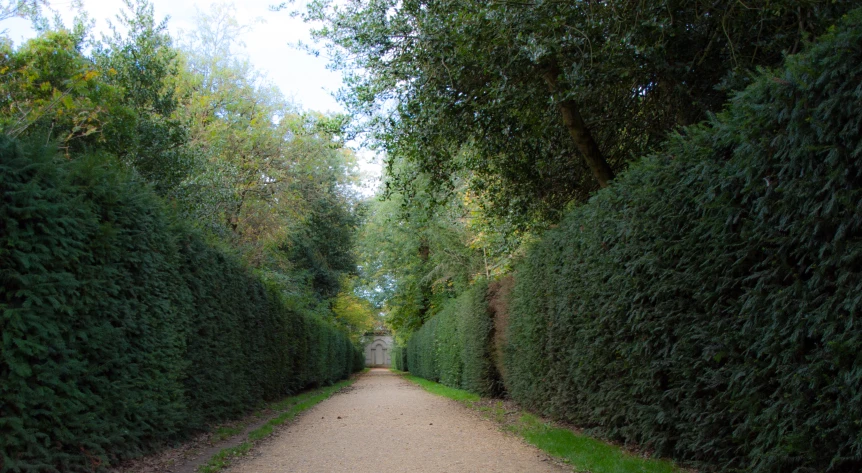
[306, 0, 855, 230]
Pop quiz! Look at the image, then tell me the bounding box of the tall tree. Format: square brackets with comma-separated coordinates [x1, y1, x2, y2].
[175, 3, 363, 309]
[93, 0, 191, 194]
[0, 1, 190, 194]
[0, 0, 47, 23]
[356, 166, 491, 333]
[304, 0, 854, 229]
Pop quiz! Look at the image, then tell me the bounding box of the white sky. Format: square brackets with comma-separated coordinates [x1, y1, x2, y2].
[1, 0, 383, 191]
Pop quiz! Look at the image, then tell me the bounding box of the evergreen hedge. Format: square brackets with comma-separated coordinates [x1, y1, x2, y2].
[505, 11, 862, 472]
[0, 138, 362, 472]
[391, 344, 407, 371]
[406, 314, 439, 382]
[405, 281, 501, 397]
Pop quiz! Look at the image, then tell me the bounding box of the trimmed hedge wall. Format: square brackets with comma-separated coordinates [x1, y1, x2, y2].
[405, 281, 501, 397]
[0, 139, 362, 472]
[403, 11, 862, 472]
[391, 344, 407, 371]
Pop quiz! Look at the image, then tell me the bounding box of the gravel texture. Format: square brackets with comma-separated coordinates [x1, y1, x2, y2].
[227, 368, 567, 473]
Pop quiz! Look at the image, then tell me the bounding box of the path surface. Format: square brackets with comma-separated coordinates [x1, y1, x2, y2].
[227, 369, 567, 473]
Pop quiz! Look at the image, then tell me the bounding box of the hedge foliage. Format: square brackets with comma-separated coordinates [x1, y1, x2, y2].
[391, 344, 407, 371]
[403, 10, 862, 472]
[405, 281, 501, 397]
[0, 138, 362, 472]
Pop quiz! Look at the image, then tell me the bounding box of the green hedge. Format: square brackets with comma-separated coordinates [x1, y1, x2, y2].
[405, 281, 501, 397]
[391, 344, 407, 371]
[506, 11, 862, 472]
[406, 314, 439, 382]
[0, 138, 362, 472]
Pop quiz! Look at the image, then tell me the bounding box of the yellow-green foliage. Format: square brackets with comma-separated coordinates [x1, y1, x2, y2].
[0, 138, 362, 472]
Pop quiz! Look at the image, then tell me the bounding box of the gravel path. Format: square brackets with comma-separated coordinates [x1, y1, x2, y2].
[227, 368, 567, 473]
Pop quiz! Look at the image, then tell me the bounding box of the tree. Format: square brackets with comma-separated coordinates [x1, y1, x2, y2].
[0, 0, 191, 194]
[175, 3, 310, 246]
[355, 165, 492, 333]
[331, 280, 378, 343]
[0, 26, 108, 146]
[173, 3, 363, 313]
[93, 0, 191, 194]
[305, 0, 854, 229]
[0, 0, 47, 23]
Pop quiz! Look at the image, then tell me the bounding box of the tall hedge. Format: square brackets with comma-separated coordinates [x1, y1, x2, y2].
[405, 281, 501, 397]
[406, 315, 439, 382]
[505, 11, 862, 472]
[391, 344, 407, 371]
[0, 139, 362, 472]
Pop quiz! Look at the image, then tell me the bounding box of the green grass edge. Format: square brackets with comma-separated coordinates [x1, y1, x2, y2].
[397, 370, 682, 473]
[197, 378, 357, 473]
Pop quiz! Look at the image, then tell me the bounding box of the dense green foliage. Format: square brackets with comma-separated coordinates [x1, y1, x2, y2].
[341, 0, 857, 340]
[399, 10, 862, 472]
[390, 344, 407, 371]
[405, 282, 500, 397]
[307, 0, 855, 230]
[356, 188, 491, 334]
[0, 137, 361, 471]
[0, 1, 191, 196]
[505, 13, 862, 472]
[0, 2, 363, 300]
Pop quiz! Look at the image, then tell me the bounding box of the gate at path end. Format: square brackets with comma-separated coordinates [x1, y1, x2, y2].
[363, 332, 393, 367]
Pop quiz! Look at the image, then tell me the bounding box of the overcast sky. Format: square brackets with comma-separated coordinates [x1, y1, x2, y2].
[1, 0, 382, 188]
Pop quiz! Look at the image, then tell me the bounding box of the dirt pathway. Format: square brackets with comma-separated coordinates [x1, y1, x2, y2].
[227, 369, 567, 473]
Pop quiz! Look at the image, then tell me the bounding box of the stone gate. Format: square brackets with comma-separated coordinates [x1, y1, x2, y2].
[364, 333, 393, 367]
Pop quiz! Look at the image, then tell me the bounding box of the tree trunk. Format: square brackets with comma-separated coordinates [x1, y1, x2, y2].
[542, 63, 615, 188]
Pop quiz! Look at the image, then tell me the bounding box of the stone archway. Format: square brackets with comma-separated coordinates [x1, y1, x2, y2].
[364, 334, 393, 367]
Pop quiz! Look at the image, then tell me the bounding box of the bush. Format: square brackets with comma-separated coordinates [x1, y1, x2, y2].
[391, 344, 407, 371]
[435, 300, 463, 388]
[406, 315, 439, 382]
[505, 11, 862, 472]
[487, 276, 514, 390]
[0, 138, 362, 472]
[405, 281, 501, 397]
[458, 281, 502, 397]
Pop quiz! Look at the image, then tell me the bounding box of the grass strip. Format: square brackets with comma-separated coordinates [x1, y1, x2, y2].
[402, 374, 480, 402]
[512, 414, 680, 473]
[197, 379, 355, 472]
[213, 425, 245, 442]
[198, 442, 251, 473]
[399, 372, 681, 473]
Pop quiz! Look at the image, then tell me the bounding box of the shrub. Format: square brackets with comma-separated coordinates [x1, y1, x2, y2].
[0, 138, 362, 471]
[458, 280, 502, 397]
[406, 315, 439, 382]
[505, 10, 862, 472]
[391, 344, 407, 371]
[405, 281, 501, 397]
[435, 301, 463, 388]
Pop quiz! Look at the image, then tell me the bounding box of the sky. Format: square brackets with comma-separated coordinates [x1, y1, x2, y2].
[1, 0, 382, 190]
